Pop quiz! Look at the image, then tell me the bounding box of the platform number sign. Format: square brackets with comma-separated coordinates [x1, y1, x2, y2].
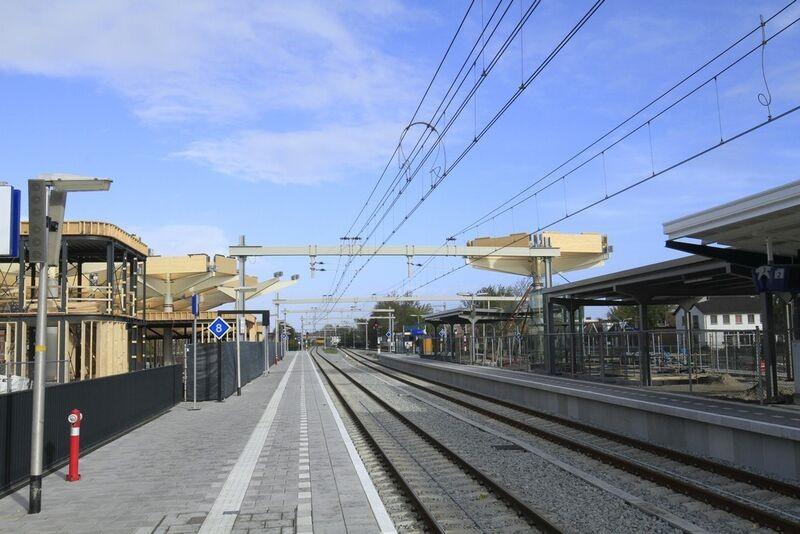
[208, 317, 231, 340]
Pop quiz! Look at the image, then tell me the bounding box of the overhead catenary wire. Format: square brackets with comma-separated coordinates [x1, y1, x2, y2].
[322, 0, 530, 317]
[325, 0, 506, 290]
[449, 6, 800, 240]
[348, 0, 516, 249]
[449, 0, 797, 240]
[410, 105, 800, 292]
[340, 0, 479, 242]
[326, 0, 551, 307]
[318, 0, 484, 318]
[353, 0, 604, 258]
[323, 1, 605, 317]
[395, 2, 800, 293]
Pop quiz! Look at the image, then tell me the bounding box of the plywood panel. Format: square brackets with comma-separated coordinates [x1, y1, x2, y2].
[94, 321, 128, 378]
[146, 255, 209, 277]
[21, 220, 148, 256]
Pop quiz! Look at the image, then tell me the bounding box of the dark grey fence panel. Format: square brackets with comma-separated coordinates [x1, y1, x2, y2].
[186, 342, 274, 401]
[1, 365, 182, 494]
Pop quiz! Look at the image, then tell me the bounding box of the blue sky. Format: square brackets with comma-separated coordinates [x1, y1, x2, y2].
[1, 1, 799, 327]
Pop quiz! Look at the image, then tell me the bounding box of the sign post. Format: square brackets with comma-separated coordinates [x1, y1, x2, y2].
[190, 294, 200, 410]
[208, 317, 231, 402]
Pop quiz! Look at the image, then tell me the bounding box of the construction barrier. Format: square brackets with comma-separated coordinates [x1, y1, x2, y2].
[0, 364, 182, 495]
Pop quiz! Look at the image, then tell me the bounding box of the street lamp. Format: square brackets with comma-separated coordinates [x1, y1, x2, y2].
[28, 174, 112, 514]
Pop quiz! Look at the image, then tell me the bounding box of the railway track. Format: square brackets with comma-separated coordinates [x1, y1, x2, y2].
[310, 347, 563, 533]
[339, 347, 800, 532]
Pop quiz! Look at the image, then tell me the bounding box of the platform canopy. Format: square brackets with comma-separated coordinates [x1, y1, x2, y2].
[542, 255, 754, 306]
[140, 254, 297, 313]
[663, 180, 800, 263]
[466, 231, 609, 276]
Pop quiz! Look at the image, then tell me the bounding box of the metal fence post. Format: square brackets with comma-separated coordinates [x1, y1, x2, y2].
[217, 338, 223, 402]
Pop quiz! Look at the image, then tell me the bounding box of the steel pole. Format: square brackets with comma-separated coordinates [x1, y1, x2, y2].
[268, 313, 269, 374]
[192, 316, 198, 409]
[275, 293, 280, 361]
[235, 235, 244, 396]
[29, 259, 49, 514]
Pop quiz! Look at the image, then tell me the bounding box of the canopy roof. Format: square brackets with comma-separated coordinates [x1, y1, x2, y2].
[663, 180, 800, 259]
[542, 255, 754, 305]
[466, 231, 609, 276]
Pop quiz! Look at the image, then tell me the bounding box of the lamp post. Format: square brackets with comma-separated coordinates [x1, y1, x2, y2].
[27, 174, 111, 514]
[458, 291, 488, 365]
[272, 272, 284, 362]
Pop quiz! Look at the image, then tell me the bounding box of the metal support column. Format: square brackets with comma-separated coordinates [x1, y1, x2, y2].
[792, 296, 800, 402]
[58, 241, 68, 382]
[761, 291, 778, 401]
[275, 293, 280, 361]
[29, 230, 50, 513]
[567, 304, 576, 376]
[639, 301, 651, 386]
[235, 235, 244, 396]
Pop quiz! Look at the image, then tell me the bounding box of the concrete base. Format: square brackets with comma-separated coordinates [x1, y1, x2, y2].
[378, 354, 800, 484]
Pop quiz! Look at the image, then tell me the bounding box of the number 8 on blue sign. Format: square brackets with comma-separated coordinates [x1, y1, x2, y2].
[208, 317, 230, 339]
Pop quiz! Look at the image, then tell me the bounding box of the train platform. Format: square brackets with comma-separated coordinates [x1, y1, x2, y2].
[0, 352, 394, 534]
[374, 351, 800, 484]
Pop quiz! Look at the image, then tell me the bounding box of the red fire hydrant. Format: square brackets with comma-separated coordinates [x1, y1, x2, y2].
[66, 409, 83, 482]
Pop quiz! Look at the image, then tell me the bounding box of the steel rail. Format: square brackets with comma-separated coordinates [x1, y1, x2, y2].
[312, 348, 563, 533]
[341, 348, 800, 532]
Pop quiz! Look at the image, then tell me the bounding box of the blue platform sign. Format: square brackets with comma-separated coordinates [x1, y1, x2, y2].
[281, 332, 288, 340]
[385, 331, 392, 340]
[191, 294, 200, 317]
[208, 317, 231, 340]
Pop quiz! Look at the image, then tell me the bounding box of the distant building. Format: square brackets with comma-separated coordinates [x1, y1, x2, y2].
[674, 296, 762, 331]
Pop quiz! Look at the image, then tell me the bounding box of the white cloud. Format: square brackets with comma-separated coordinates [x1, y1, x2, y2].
[176, 121, 402, 184]
[0, 1, 418, 122]
[0, 1, 428, 185]
[134, 224, 230, 256]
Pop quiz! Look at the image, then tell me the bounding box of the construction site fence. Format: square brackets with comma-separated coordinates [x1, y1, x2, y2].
[185, 341, 275, 402]
[0, 364, 181, 495]
[421, 328, 793, 384]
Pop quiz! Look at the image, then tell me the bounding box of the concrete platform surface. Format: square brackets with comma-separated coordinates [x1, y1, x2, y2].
[379, 353, 800, 433]
[375, 352, 800, 483]
[0, 352, 394, 534]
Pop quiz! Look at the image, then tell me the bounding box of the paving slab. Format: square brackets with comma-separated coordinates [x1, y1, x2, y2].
[0, 351, 393, 533]
[0, 356, 294, 533]
[231, 351, 393, 533]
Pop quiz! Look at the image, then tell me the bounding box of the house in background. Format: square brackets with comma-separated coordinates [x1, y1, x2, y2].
[674, 296, 762, 331]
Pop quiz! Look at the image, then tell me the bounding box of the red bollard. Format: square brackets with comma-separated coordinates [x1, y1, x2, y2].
[66, 409, 82, 482]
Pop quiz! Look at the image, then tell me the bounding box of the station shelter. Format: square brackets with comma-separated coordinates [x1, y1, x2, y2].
[544, 180, 800, 402]
[423, 307, 536, 370]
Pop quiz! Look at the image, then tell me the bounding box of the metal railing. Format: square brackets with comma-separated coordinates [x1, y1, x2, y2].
[0, 282, 137, 316]
[421, 328, 792, 388]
